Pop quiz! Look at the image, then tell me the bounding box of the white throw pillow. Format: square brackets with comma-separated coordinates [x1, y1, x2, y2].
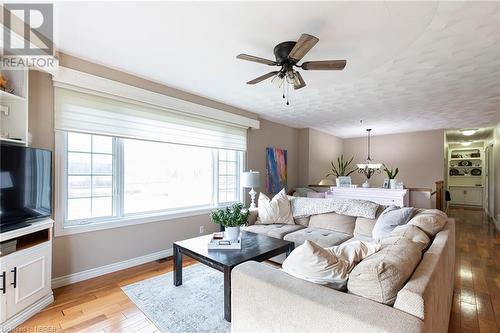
[256, 189, 294, 225]
[282, 240, 380, 290]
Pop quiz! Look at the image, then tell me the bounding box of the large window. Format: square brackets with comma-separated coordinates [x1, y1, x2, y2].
[61, 132, 243, 229]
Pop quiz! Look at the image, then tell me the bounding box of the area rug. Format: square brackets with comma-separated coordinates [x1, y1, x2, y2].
[122, 264, 230, 333]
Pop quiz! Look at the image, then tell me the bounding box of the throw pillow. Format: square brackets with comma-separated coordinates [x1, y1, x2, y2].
[372, 205, 414, 240]
[347, 238, 423, 305]
[256, 189, 294, 225]
[408, 209, 448, 237]
[282, 240, 380, 290]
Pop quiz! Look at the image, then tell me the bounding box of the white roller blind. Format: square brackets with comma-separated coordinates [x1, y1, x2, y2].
[54, 88, 247, 151]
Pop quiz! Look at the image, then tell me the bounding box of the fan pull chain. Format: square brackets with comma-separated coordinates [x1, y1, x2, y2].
[286, 82, 289, 106]
[282, 82, 285, 99]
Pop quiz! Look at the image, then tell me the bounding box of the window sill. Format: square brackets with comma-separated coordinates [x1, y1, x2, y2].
[54, 206, 216, 237]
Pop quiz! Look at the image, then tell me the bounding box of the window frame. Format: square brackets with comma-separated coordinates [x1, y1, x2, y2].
[54, 131, 245, 236]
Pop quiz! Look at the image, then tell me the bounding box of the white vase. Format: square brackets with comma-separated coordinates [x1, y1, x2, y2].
[225, 226, 240, 240]
[362, 180, 370, 188]
[390, 179, 397, 189]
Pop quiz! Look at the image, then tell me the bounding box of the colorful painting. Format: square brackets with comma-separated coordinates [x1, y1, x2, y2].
[266, 147, 287, 193]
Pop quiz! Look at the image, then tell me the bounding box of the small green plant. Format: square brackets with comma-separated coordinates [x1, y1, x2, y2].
[326, 154, 356, 178]
[383, 164, 399, 179]
[210, 202, 250, 227]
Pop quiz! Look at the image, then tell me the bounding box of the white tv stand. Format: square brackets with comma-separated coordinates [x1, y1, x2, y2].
[0, 218, 54, 331]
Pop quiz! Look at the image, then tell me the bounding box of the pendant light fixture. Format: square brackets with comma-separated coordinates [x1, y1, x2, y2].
[357, 129, 382, 187]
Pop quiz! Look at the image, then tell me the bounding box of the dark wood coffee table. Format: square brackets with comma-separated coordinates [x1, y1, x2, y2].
[173, 230, 294, 322]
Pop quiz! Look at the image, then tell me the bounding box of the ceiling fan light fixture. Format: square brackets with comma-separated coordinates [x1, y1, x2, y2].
[461, 129, 477, 136]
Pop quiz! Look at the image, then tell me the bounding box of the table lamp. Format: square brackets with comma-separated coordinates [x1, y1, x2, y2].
[241, 170, 260, 209]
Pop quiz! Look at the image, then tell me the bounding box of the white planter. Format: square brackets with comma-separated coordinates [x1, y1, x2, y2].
[390, 179, 398, 189]
[225, 226, 241, 240]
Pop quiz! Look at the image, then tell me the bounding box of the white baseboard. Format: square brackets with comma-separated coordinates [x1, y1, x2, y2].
[0, 293, 54, 332]
[493, 215, 500, 232]
[51, 248, 173, 289]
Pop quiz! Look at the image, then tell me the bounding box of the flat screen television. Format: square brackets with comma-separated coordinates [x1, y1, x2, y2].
[1, 143, 52, 233]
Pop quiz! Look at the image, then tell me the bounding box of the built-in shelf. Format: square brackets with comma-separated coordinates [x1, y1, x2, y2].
[0, 89, 26, 102]
[0, 68, 28, 145]
[449, 158, 482, 161]
[0, 137, 26, 145]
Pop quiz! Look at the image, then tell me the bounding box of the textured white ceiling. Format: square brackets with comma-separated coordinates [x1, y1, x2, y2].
[54, 1, 500, 138]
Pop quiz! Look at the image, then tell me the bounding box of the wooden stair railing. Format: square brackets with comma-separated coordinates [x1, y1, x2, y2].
[432, 180, 444, 211]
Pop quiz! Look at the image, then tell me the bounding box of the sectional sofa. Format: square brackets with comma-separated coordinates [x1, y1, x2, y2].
[234, 205, 455, 333]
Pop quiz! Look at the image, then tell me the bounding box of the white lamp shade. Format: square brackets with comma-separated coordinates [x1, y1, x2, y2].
[241, 171, 260, 188]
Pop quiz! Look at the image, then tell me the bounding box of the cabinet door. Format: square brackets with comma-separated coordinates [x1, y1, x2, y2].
[0, 259, 8, 323]
[6, 243, 52, 319]
[465, 188, 483, 206]
[449, 188, 465, 204]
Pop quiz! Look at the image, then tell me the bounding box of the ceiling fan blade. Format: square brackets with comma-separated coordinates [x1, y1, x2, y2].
[237, 54, 277, 66]
[301, 60, 347, 70]
[293, 72, 306, 90]
[288, 34, 319, 62]
[246, 71, 279, 85]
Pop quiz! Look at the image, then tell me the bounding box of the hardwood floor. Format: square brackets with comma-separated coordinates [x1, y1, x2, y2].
[15, 207, 499, 333]
[16, 258, 198, 332]
[447, 207, 500, 333]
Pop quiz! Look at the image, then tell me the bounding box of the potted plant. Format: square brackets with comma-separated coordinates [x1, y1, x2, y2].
[326, 155, 357, 187]
[383, 164, 399, 189]
[210, 202, 250, 240]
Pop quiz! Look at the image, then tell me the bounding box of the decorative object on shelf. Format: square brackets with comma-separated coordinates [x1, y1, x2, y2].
[383, 178, 390, 189]
[210, 203, 250, 240]
[449, 168, 459, 176]
[470, 168, 482, 176]
[470, 152, 480, 158]
[0, 74, 8, 91]
[266, 147, 287, 193]
[241, 170, 260, 209]
[357, 129, 382, 188]
[336, 176, 352, 187]
[458, 160, 472, 166]
[325, 154, 356, 187]
[382, 164, 399, 189]
[318, 178, 335, 186]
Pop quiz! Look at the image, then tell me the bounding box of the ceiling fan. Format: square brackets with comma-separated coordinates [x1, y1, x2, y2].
[236, 33, 346, 97]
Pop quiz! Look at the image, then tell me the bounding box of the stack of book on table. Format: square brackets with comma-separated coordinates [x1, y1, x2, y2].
[208, 232, 242, 250]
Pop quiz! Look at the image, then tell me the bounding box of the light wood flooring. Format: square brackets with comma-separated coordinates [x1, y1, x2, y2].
[15, 207, 500, 333]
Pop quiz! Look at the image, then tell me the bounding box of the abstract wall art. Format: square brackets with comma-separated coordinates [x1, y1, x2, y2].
[266, 147, 287, 193]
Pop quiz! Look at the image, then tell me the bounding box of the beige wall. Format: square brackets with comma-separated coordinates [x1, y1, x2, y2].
[343, 130, 445, 190]
[28, 55, 300, 278]
[495, 122, 500, 220]
[247, 120, 299, 194]
[307, 129, 343, 185]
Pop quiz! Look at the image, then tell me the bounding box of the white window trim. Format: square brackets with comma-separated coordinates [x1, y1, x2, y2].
[54, 131, 243, 237]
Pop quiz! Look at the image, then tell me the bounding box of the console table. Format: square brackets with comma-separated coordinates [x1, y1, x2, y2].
[326, 187, 409, 207]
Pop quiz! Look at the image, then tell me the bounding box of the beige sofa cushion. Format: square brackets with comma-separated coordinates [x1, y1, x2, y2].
[308, 213, 356, 235]
[256, 189, 294, 225]
[243, 224, 304, 239]
[353, 206, 385, 239]
[284, 228, 352, 248]
[382, 224, 431, 251]
[294, 216, 310, 227]
[282, 240, 380, 290]
[408, 209, 447, 236]
[348, 238, 423, 305]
